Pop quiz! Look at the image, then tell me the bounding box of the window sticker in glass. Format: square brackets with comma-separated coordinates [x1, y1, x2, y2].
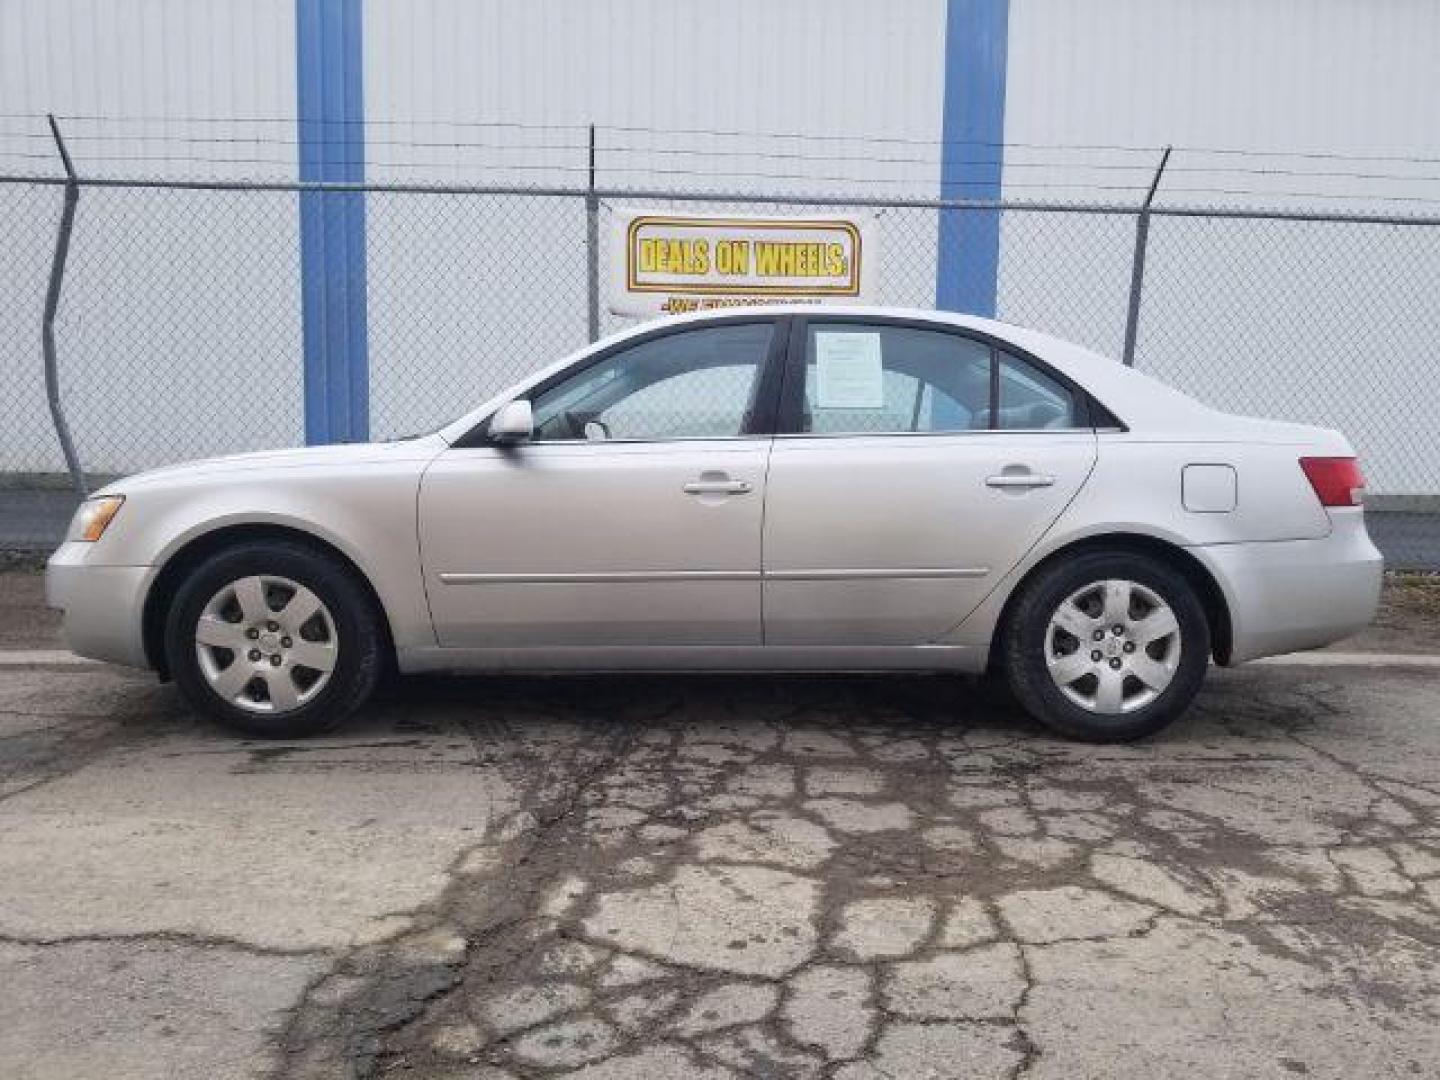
[813, 332, 886, 410]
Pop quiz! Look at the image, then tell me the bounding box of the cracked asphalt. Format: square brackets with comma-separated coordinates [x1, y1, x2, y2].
[1, 657, 1438, 1079]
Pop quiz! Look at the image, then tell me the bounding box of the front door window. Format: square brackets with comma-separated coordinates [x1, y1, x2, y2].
[530, 322, 775, 442]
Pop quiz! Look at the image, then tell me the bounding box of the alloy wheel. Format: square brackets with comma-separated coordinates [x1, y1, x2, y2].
[1043, 578, 1181, 715]
[193, 575, 338, 714]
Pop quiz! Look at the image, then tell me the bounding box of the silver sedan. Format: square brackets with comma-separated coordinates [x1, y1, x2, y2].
[47, 307, 1383, 741]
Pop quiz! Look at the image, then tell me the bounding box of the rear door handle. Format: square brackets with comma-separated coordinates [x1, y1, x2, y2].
[684, 478, 753, 496]
[986, 473, 1055, 489]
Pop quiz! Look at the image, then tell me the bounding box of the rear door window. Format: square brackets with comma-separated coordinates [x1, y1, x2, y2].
[793, 321, 1084, 433]
[800, 324, 993, 434]
[997, 354, 1077, 430]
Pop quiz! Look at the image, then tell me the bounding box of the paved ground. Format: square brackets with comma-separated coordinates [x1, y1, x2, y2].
[3, 486, 1439, 569]
[1, 655, 1438, 1079]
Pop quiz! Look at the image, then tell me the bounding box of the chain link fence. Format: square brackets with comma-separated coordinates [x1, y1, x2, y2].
[1, 174, 1437, 568]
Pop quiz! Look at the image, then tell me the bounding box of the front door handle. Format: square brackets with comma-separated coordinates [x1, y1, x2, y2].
[986, 473, 1056, 489]
[684, 478, 753, 496]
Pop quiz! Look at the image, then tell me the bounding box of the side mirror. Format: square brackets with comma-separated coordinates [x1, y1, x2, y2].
[489, 399, 534, 443]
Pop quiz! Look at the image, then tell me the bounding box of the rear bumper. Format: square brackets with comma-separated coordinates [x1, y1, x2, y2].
[1191, 509, 1383, 664]
[45, 543, 152, 668]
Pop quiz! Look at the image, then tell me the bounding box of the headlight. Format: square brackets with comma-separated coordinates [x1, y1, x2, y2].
[67, 495, 125, 542]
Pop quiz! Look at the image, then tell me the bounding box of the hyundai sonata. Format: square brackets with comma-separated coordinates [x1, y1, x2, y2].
[47, 307, 1382, 741]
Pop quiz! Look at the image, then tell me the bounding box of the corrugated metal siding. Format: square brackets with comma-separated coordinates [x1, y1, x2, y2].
[1001, 0, 1440, 215]
[1005, 0, 1440, 175]
[0, 0, 303, 472]
[364, 0, 948, 188]
[999, 0, 1440, 495]
[0, 0, 298, 181]
[362, 0, 951, 437]
[3, 0, 1437, 492]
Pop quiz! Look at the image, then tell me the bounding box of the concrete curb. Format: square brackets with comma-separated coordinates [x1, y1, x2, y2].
[1252, 651, 1440, 669]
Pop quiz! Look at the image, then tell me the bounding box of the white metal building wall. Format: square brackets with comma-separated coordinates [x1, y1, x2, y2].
[0, 0, 302, 473]
[1, 0, 1437, 493]
[361, 0, 949, 438]
[1005, 0, 1440, 170]
[366, 0, 947, 156]
[0, 0, 296, 140]
[999, 0, 1440, 496]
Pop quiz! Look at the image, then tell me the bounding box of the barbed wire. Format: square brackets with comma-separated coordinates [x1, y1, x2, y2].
[7, 126, 1440, 181]
[4, 113, 1440, 207]
[1, 111, 1438, 165]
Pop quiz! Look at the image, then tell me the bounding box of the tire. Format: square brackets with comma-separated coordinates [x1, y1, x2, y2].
[164, 540, 386, 738]
[1001, 550, 1210, 742]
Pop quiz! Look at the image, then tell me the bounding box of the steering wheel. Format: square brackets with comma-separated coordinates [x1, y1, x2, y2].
[562, 410, 611, 441]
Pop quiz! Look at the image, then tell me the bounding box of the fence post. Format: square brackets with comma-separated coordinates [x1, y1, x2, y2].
[1120, 145, 1171, 367]
[585, 123, 600, 343]
[41, 114, 87, 497]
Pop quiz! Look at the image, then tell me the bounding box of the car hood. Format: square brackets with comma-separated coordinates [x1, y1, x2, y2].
[98, 435, 449, 494]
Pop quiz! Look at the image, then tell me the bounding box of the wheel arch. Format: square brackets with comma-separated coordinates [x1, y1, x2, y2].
[142, 522, 396, 679]
[988, 532, 1233, 673]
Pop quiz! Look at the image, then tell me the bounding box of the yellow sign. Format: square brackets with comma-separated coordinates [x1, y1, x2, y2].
[610, 210, 875, 317]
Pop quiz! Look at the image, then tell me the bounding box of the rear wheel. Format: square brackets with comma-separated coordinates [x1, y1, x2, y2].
[164, 541, 385, 737]
[1001, 551, 1210, 742]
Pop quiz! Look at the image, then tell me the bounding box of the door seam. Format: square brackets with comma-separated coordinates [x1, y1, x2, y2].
[932, 429, 1102, 642]
[758, 436, 776, 645]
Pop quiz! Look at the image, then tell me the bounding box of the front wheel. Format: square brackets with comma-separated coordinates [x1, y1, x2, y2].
[1001, 551, 1210, 742]
[164, 540, 385, 738]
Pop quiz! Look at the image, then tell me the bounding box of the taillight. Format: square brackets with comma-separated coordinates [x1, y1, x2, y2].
[1300, 456, 1365, 507]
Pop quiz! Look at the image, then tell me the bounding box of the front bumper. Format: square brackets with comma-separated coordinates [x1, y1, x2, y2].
[1192, 509, 1383, 664]
[46, 543, 152, 668]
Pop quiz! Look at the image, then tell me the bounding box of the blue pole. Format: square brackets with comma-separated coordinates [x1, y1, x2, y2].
[935, 0, 1010, 317]
[297, 0, 367, 444]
